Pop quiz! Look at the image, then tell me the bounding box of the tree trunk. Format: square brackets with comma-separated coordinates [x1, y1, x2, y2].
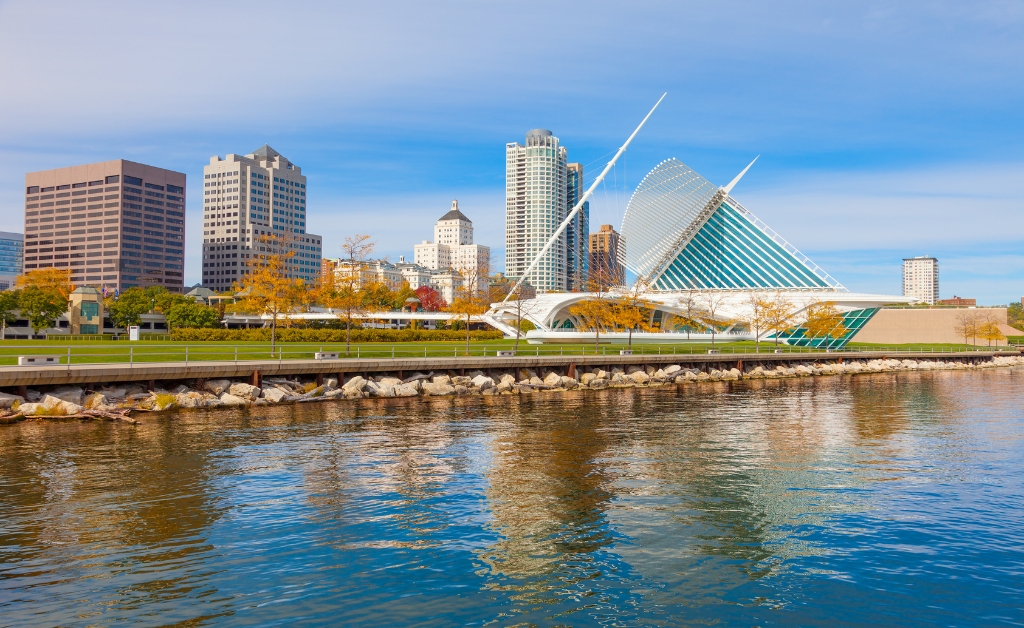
[628, 327, 633, 348]
[345, 311, 352, 356]
[270, 309, 277, 356]
[465, 317, 471, 356]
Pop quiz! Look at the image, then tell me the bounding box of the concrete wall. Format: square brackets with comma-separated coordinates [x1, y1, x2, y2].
[850, 308, 1017, 345]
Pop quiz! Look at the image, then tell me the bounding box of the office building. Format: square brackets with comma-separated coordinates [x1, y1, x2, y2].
[565, 163, 589, 291]
[505, 129, 568, 292]
[24, 160, 186, 293]
[903, 256, 939, 304]
[0, 231, 24, 290]
[588, 224, 624, 287]
[202, 145, 321, 290]
[414, 200, 490, 293]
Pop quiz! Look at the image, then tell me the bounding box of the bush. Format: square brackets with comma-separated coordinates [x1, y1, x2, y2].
[169, 328, 505, 342]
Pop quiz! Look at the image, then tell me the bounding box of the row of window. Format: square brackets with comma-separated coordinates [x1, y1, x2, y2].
[26, 176, 118, 194]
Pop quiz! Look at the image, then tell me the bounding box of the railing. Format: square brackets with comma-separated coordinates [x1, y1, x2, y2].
[0, 342, 1016, 367]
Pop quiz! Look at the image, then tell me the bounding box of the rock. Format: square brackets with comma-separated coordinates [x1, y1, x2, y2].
[171, 384, 190, 394]
[219, 393, 248, 406]
[454, 385, 469, 395]
[627, 365, 644, 375]
[696, 372, 710, 381]
[727, 368, 741, 379]
[403, 372, 431, 383]
[589, 378, 609, 389]
[40, 395, 82, 415]
[529, 376, 545, 386]
[404, 379, 422, 392]
[363, 381, 381, 396]
[560, 376, 578, 389]
[472, 375, 495, 390]
[630, 371, 651, 385]
[664, 364, 682, 375]
[422, 382, 455, 396]
[324, 377, 339, 390]
[262, 388, 288, 403]
[432, 375, 452, 386]
[228, 383, 262, 401]
[50, 386, 84, 405]
[342, 376, 367, 393]
[580, 373, 597, 386]
[175, 392, 206, 408]
[0, 392, 25, 409]
[25, 390, 41, 402]
[374, 383, 397, 397]
[394, 383, 420, 397]
[17, 402, 44, 415]
[595, 369, 608, 379]
[499, 373, 516, 386]
[611, 373, 630, 385]
[100, 388, 127, 400]
[378, 377, 402, 388]
[451, 376, 472, 386]
[496, 381, 513, 393]
[543, 372, 562, 386]
[204, 379, 232, 395]
[794, 365, 812, 376]
[652, 369, 668, 382]
[323, 388, 345, 398]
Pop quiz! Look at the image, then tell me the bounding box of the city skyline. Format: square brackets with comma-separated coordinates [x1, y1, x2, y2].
[1, 2, 1022, 302]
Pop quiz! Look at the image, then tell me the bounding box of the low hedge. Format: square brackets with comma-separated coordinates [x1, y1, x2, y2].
[170, 328, 505, 343]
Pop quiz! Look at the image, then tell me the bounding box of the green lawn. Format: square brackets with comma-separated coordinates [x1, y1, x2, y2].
[0, 338, 1013, 367]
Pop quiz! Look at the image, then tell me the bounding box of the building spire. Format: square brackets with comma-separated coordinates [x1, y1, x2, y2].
[722, 155, 759, 194]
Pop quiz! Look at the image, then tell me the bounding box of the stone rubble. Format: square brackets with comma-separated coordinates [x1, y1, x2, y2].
[2, 354, 1023, 422]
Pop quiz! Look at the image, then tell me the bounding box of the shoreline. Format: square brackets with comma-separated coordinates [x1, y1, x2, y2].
[2, 354, 1021, 423]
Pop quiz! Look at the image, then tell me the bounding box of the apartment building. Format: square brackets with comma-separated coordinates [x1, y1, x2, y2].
[414, 200, 490, 294]
[902, 256, 939, 304]
[589, 224, 625, 287]
[565, 162, 590, 291]
[24, 160, 186, 292]
[202, 145, 321, 290]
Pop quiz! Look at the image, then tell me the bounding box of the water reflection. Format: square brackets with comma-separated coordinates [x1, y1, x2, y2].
[1, 369, 1023, 626]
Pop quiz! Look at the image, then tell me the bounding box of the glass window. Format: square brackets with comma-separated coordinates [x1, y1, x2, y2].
[80, 302, 99, 318]
[106, 175, 120, 184]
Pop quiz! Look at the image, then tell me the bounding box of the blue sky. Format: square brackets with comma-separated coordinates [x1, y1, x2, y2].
[1, 0, 1022, 303]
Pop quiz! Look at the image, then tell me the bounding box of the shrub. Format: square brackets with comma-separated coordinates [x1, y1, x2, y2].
[170, 328, 505, 342]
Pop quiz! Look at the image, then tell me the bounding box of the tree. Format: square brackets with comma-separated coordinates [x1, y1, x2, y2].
[165, 301, 221, 330]
[953, 311, 980, 346]
[979, 313, 1005, 347]
[316, 234, 375, 356]
[614, 279, 655, 348]
[803, 301, 848, 347]
[448, 261, 490, 355]
[568, 278, 616, 352]
[237, 234, 303, 354]
[360, 281, 396, 311]
[674, 291, 702, 340]
[18, 285, 68, 335]
[493, 278, 538, 353]
[764, 291, 796, 347]
[0, 290, 19, 340]
[16, 268, 73, 301]
[744, 292, 772, 352]
[151, 287, 188, 314]
[106, 287, 154, 329]
[392, 281, 418, 310]
[415, 285, 447, 312]
[697, 291, 730, 348]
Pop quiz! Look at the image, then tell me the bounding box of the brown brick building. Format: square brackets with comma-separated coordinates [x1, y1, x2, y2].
[24, 160, 186, 293]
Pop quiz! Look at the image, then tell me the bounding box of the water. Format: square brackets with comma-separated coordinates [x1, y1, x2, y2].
[2, 369, 1024, 626]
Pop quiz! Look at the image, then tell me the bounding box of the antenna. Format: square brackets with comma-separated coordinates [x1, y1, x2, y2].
[502, 92, 667, 302]
[722, 155, 758, 194]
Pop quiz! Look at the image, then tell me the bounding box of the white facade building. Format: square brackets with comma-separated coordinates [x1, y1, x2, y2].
[202, 145, 321, 290]
[902, 256, 939, 304]
[505, 129, 568, 293]
[413, 200, 489, 294]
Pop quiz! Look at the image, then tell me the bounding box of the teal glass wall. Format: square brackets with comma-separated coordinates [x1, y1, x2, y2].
[774, 308, 879, 350]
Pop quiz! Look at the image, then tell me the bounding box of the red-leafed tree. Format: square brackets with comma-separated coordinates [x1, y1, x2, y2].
[415, 285, 447, 312]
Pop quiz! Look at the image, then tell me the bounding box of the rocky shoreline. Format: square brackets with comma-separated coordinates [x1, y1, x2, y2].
[1, 354, 1021, 423]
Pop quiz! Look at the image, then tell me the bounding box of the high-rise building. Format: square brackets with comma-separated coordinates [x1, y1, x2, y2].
[0, 231, 24, 291]
[202, 145, 321, 290]
[903, 256, 939, 304]
[24, 160, 186, 293]
[565, 163, 590, 291]
[505, 129, 568, 293]
[415, 200, 490, 276]
[589, 224, 624, 287]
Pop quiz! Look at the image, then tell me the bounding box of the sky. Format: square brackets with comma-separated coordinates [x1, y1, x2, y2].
[1, 0, 1022, 303]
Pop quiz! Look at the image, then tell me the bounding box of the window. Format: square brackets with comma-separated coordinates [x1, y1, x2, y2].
[72, 182, 87, 189]
[89, 180, 103, 187]
[105, 175, 120, 184]
[26, 186, 39, 194]
[80, 302, 99, 318]
[145, 183, 164, 191]
[167, 184, 183, 194]
[41, 187, 54, 192]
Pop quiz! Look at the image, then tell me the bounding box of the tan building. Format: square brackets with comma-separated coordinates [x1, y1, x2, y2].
[903, 256, 939, 304]
[588, 224, 624, 287]
[24, 160, 186, 293]
[68, 286, 104, 334]
[202, 145, 321, 290]
[850, 307, 1017, 345]
[413, 200, 490, 293]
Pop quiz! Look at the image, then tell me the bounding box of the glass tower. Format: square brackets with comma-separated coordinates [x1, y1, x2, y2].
[565, 163, 590, 291]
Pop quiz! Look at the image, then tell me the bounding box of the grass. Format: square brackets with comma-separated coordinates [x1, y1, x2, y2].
[0, 339, 1013, 367]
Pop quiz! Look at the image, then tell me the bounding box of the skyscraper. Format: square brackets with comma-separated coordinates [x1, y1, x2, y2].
[589, 224, 624, 287]
[24, 160, 186, 293]
[565, 163, 590, 291]
[0, 232, 24, 291]
[505, 129, 568, 293]
[903, 256, 939, 304]
[202, 145, 321, 290]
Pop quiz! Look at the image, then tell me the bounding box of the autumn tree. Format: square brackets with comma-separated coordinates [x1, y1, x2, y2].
[0, 290, 18, 340]
[744, 293, 772, 352]
[237, 234, 303, 354]
[803, 301, 848, 348]
[18, 286, 69, 335]
[448, 261, 490, 355]
[697, 291, 731, 348]
[953, 311, 980, 346]
[674, 290, 703, 340]
[317, 234, 375, 356]
[979, 313, 1005, 347]
[764, 291, 796, 347]
[165, 301, 221, 330]
[106, 287, 154, 329]
[614, 279, 655, 348]
[568, 278, 616, 352]
[415, 285, 447, 312]
[16, 268, 74, 301]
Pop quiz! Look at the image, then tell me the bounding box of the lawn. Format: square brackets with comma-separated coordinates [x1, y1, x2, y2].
[0, 338, 1012, 367]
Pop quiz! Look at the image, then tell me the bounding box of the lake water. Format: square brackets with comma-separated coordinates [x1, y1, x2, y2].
[2, 369, 1023, 626]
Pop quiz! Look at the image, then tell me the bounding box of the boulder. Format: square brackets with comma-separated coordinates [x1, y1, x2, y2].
[696, 372, 710, 381]
[50, 386, 84, 405]
[204, 379, 232, 395]
[404, 379, 422, 392]
[611, 373, 630, 385]
[794, 365, 812, 376]
[471, 375, 495, 390]
[452, 376, 473, 386]
[100, 388, 127, 400]
[630, 371, 651, 385]
[652, 369, 668, 382]
[262, 388, 288, 403]
[431, 375, 452, 386]
[0, 392, 25, 409]
[560, 376, 578, 389]
[42, 394, 83, 415]
[499, 373, 516, 386]
[529, 376, 545, 386]
[589, 378, 609, 389]
[323, 387, 346, 398]
[727, 368, 741, 379]
[25, 390, 41, 402]
[17, 402, 44, 415]
[454, 385, 470, 395]
[342, 376, 367, 393]
[394, 383, 420, 397]
[595, 369, 609, 379]
[378, 377, 403, 388]
[580, 372, 597, 386]
[363, 381, 381, 396]
[219, 393, 248, 406]
[664, 364, 682, 375]
[374, 383, 397, 397]
[228, 383, 262, 401]
[422, 382, 455, 396]
[324, 377, 339, 390]
[175, 392, 207, 408]
[495, 380, 513, 393]
[543, 372, 562, 386]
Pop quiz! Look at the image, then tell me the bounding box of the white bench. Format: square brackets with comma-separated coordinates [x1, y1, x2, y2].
[707, 349, 720, 354]
[495, 350, 516, 357]
[619, 349, 634, 356]
[314, 352, 339, 360]
[18, 355, 60, 366]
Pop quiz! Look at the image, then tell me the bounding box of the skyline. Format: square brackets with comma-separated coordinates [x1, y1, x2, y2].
[2, 1, 1022, 303]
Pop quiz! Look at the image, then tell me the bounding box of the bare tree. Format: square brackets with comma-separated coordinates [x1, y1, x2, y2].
[697, 291, 730, 348]
[676, 290, 702, 340]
